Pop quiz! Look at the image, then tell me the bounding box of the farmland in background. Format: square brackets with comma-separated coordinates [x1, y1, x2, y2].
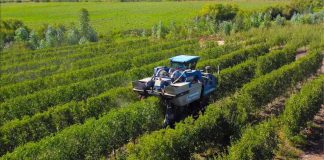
[1, 1, 287, 33]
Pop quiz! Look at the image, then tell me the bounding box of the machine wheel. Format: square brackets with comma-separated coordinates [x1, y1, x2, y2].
[138, 94, 146, 100]
[162, 101, 175, 128]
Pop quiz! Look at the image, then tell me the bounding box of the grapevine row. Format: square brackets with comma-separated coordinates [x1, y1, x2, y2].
[0, 44, 198, 102]
[0, 39, 269, 155]
[0, 40, 194, 86]
[227, 75, 324, 160]
[124, 47, 322, 159]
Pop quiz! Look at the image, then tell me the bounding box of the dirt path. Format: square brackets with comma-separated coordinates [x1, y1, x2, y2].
[300, 105, 324, 160]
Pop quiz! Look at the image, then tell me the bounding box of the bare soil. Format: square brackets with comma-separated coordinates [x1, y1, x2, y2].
[300, 105, 324, 160]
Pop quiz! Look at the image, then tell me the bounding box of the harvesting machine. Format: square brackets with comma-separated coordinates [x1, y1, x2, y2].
[132, 55, 217, 127]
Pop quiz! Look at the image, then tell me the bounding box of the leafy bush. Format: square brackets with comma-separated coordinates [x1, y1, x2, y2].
[255, 43, 299, 77]
[282, 75, 324, 138]
[0, 87, 137, 155]
[275, 14, 286, 26]
[1, 98, 163, 160]
[14, 27, 29, 41]
[238, 50, 322, 113]
[199, 4, 238, 22]
[228, 119, 279, 160]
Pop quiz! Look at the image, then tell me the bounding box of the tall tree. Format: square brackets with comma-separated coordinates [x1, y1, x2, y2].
[79, 8, 90, 38]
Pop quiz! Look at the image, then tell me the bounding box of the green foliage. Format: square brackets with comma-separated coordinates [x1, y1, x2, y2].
[238, 50, 322, 113]
[197, 43, 269, 72]
[199, 4, 238, 22]
[0, 87, 137, 155]
[228, 119, 279, 160]
[14, 27, 29, 41]
[28, 31, 39, 49]
[217, 59, 256, 98]
[1, 98, 163, 160]
[79, 8, 97, 42]
[255, 43, 299, 77]
[0, 19, 24, 43]
[221, 21, 233, 36]
[67, 26, 81, 45]
[125, 36, 323, 159]
[282, 75, 324, 138]
[45, 25, 59, 47]
[127, 97, 238, 160]
[275, 14, 286, 26]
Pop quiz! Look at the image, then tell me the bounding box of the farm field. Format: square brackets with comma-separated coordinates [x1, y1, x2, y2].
[0, 0, 324, 160]
[1, 1, 287, 33]
[0, 23, 323, 159]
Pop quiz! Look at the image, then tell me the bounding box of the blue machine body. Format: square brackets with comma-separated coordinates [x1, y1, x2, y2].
[132, 55, 217, 128]
[149, 55, 216, 97]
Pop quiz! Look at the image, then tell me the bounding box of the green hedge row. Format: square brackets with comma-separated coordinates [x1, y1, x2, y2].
[0, 97, 163, 160]
[255, 43, 298, 76]
[0, 87, 137, 155]
[0, 59, 169, 126]
[227, 119, 279, 160]
[226, 75, 324, 160]
[0, 65, 60, 86]
[215, 41, 303, 98]
[0, 44, 197, 101]
[196, 43, 270, 72]
[282, 75, 324, 138]
[0, 40, 264, 156]
[0, 43, 216, 154]
[0, 60, 130, 102]
[216, 59, 256, 98]
[238, 50, 322, 113]
[0, 39, 189, 76]
[1, 39, 149, 68]
[0, 40, 194, 86]
[0, 71, 125, 125]
[125, 47, 322, 160]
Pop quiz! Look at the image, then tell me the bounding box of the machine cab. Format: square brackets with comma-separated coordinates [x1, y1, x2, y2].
[169, 55, 200, 70]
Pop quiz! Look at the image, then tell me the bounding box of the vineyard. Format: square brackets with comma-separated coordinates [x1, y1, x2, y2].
[0, 22, 323, 160]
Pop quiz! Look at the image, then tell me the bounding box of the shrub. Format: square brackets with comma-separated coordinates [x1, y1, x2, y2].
[275, 14, 286, 25]
[66, 27, 80, 45]
[228, 119, 279, 160]
[28, 31, 39, 49]
[14, 27, 29, 41]
[282, 75, 324, 138]
[199, 4, 239, 22]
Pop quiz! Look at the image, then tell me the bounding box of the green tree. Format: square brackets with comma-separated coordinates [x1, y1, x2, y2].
[45, 26, 58, 47]
[199, 4, 238, 22]
[28, 31, 39, 49]
[275, 14, 286, 26]
[67, 27, 80, 45]
[79, 8, 97, 42]
[14, 27, 29, 41]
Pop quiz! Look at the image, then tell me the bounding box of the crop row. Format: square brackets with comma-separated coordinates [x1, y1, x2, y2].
[0, 50, 178, 126]
[0, 58, 173, 155]
[282, 75, 324, 138]
[0, 97, 163, 160]
[0, 40, 278, 159]
[0, 43, 198, 102]
[196, 43, 270, 71]
[217, 41, 303, 98]
[0, 40, 194, 86]
[0, 86, 138, 155]
[0, 39, 271, 156]
[1, 39, 149, 65]
[227, 75, 324, 160]
[1, 40, 144, 73]
[124, 48, 322, 159]
[0, 39, 189, 75]
[0, 40, 252, 153]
